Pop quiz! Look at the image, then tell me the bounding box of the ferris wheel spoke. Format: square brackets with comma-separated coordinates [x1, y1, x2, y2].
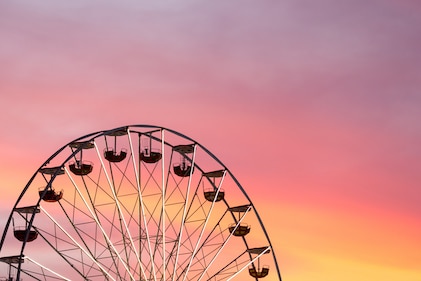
[169, 161, 195, 279]
[65, 168, 136, 281]
[127, 129, 157, 281]
[226, 247, 271, 281]
[181, 207, 221, 279]
[206, 250, 250, 281]
[177, 210, 227, 280]
[25, 256, 72, 280]
[32, 229, 85, 279]
[65, 168, 122, 277]
[187, 210, 227, 259]
[148, 130, 167, 279]
[93, 142, 143, 277]
[196, 206, 252, 281]
[161, 129, 167, 281]
[12, 261, 45, 281]
[40, 206, 116, 281]
[58, 196, 110, 259]
[178, 169, 227, 281]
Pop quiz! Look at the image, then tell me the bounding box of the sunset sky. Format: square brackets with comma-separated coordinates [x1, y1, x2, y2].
[1, 0, 421, 280]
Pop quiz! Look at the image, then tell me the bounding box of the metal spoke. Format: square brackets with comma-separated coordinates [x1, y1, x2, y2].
[196, 206, 252, 281]
[93, 142, 143, 277]
[40, 206, 115, 280]
[66, 167, 135, 281]
[226, 247, 271, 281]
[127, 129, 157, 281]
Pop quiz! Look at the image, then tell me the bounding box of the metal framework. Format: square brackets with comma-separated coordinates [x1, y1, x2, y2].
[0, 125, 282, 281]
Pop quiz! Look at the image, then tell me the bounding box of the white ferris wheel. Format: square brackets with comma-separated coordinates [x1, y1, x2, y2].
[0, 125, 282, 281]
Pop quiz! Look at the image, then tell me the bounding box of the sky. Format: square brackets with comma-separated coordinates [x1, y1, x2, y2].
[0, 0, 421, 280]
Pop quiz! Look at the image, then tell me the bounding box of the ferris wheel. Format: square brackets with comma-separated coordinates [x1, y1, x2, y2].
[0, 125, 282, 281]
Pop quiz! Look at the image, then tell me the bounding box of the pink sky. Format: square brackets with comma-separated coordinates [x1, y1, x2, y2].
[0, 0, 420, 280]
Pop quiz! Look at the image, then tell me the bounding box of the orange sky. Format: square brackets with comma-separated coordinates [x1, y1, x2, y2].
[0, 1, 420, 280]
